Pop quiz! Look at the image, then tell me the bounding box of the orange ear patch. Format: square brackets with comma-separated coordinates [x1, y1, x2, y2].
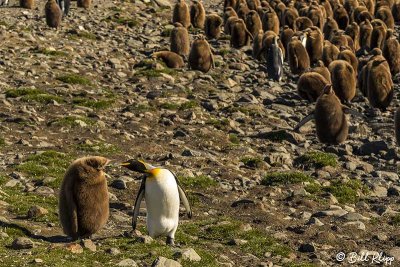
[148, 168, 161, 177]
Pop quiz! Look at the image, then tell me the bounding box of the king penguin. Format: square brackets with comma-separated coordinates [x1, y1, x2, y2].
[266, 36, 284, 81]
[121, 159, 192, 246]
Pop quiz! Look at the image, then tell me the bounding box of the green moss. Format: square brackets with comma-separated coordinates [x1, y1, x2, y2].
[295, 151, 338, 168]
[50, 116, 95, 127]
[206, 118, 229, 129]
[241, 157, 263, 168]
[0, 137, 5, 146]
[72, 97, 115, 110]
[160, 103, 180, 110]
[219, 49, 230, 56]
[262, 172, 313, 186]
[304, 183, 322, 194]
[161, 27, 173, 37]
[324, 179, 368, 204]
[179, 100, 198, 110]
[76, 142, 121, 155]
[240, 229, 291, 257]
[258, 130, 292, 142]
[5, 88, 62, 103]
[57, 74, 92, 85]
[15, 151, 72, 189]
[229, 133, 240, 144]
[135, 67, 177, 78]
[178, 175, 217, 190]
[391, 214, 400, 226]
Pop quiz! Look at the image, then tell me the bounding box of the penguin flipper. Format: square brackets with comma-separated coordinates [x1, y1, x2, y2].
[342, 105, 367, 119]
[132, 178, 146, 230]
[177, 185, 192, 219]
[294, 112, 315, 131]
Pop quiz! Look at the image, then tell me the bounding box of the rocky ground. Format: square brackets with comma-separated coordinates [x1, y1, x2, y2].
[0, 0, 400, 266]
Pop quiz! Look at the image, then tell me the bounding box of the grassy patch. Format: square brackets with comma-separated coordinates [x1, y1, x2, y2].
[391, 214, 400, 226]
[178, 175, 217, 190]
[206, 118, 229, 130]
[57, 74, 92, 86]
[179, 100, 198, 110]
[5, 88, 63, 104]
[161, 27, 173, 37]
[50, 116, 95, 127]
[34, 48, 68, 57]
[241, 229, 291, 257]
[76, 142, 121, 155]
[324, 180, 368, 204]
[160, 103, 180, 110]
[106, 15, 140, 28]
[258, 130, 292, 142]
[15, 151, 72, 189]
[135, 67, 177, 78]
[241, 157, 263, 169]
[295, 151, 338, 168]
[219, 48, 230, 56]
[72, 97, 115, 110]
[262, 172, 313, 186]
[229, 133, 240, 144]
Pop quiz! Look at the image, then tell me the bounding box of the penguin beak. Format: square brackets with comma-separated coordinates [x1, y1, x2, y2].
[120, 159, 153, 173]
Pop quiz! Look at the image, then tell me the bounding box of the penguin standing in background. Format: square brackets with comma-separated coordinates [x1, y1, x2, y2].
[57, 0, 70, 17]
[266, 36, 283, 81]
[0, 0, 9, 6]
[121, 160, 192, 246]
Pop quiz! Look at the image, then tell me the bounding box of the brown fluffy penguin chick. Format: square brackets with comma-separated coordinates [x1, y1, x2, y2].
[392, 0, 400, 23]
[312, 60, 331, 82]
[294, 16, 313, 31]
[190, 0, 206, 29]
[224, 0, 238, 10]
[225, 16, 239, 35]
[20, 0, 34, 9]
[306, 27, 323, 64]
[280, 26, 294, 58]
[367, 57, 394, 110]
[231, 19, 253, 48]
[306, 4, 324, 30]
[288, 36, 310, 74]
[152, 51, 184, 68]
[345, 22, 360, 51]
[173, 0, 190, 28]
[205, 13, 223, 39]
[382, 30, 400, 75]
[170, 22, 190, 57]
[375, 6, 395, 29]
[45, 0, 62, 29]
[329, 59, 356, 103]
[370, 20, 387, 50]
[282, 6, 299, 29]
[77, 0, 91, 8]
[323, 17, 339, 40]
[59, 156, 110, 240]
[395, 107, 400, 145]
[334, 5, 349, 30]
[261, 8, 279, 34]
[359, 19, 373, 52]
[188, 36, 214, 72]
[338, 48, 358, 74]
[297, 72, 329, 102]
[322, 40, 340, 68]
[253, 29, 264, 59]
[224, 7, 238, 24]
[247, 0, 261, 10]
[237, 2, 250, 19]
[245, 10, 262, 37]
[295, 85, 349, 144]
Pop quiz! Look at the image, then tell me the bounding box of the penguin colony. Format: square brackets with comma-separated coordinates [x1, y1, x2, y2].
[157, 0, 400, 144]
[1, 0, 91, 28]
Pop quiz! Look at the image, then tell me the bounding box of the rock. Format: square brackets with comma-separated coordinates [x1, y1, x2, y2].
[174, 248, 201, 262]
[343, 221, 366, 231]
[340, 212, 370, 221]
[313, 208, 348, 217]
[228, 239, 248, 245]
[137, 235, 153, 244]
[299, 243, 316, 253]
[151, 256, 182, 267]
[65, 243, 83, 254]
[27, 205, 48, 218]
[307, 217, 324, 226]
[358, 140, 388, 155]
[111, 179, 127, 189]
[117, 259, 138, 267]
[106, 247, 121, 255]
[81, 239, 96, 252]
[12, 237, 34, 249]
[154, 0, 171, 7]
[388, 247, 400, 261]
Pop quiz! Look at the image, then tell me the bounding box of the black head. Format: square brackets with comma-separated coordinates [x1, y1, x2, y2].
[120, 159, 149, 173]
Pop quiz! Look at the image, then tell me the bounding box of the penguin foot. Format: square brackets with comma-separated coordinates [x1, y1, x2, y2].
[166, 237, 175, 246]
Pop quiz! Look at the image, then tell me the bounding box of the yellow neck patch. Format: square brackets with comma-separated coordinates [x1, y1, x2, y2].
[148, 168, 161, 178]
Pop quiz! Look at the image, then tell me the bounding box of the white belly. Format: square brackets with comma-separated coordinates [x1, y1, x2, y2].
[145, 172, 180, 238]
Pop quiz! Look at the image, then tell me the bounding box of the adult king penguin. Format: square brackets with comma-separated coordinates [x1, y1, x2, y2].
[121, 159, 192, 246]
